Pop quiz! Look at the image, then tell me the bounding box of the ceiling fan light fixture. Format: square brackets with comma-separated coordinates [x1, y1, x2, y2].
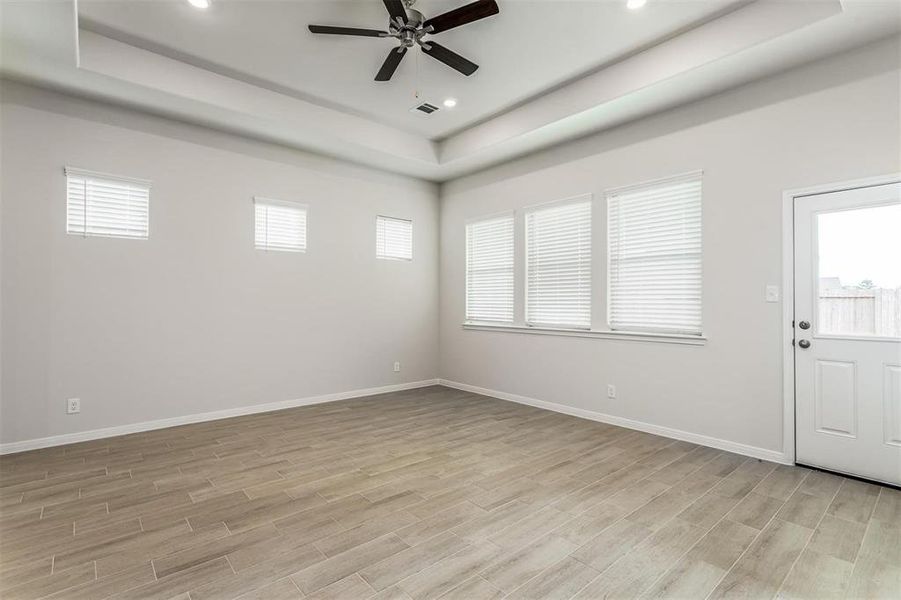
[443, 98, 458, 108]
[187, 0, 211, 9]
[626, 0, 647, 10]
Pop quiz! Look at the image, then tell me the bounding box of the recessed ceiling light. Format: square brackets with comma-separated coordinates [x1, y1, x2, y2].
[188, 0, 211, 9]
[626, 0, 647, 9]
[443, 98, 458, 108]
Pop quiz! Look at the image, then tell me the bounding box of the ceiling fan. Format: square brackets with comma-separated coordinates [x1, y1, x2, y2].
[308, 0, 499, 81]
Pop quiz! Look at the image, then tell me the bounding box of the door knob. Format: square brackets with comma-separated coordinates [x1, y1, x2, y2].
[798, 339, 811, 349]
[798, 321, 810, 330]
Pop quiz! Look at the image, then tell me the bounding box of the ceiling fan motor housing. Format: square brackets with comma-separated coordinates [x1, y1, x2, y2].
[403, 9, 425, 28]
[390, 9, 428, 49]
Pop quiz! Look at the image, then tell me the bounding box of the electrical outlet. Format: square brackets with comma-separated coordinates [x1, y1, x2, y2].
[67, 398, 81, 414]
[393, 361, 401, 373]
[607, 385, 617, 399]
[765, 285, 780, 303]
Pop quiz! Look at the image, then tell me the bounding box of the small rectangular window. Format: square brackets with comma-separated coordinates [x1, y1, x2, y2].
[607, 172, 702, 335]
[466, 214, 514, 324]
[816, 203, 901, 338]
[376, 215, 413, 261]
[526, 198, 592, 329]
[66, 167, 150, 239]
[254, 197, 307, 252]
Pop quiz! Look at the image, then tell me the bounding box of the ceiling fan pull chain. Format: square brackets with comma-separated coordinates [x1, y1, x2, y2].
[416, 49, 420, 99]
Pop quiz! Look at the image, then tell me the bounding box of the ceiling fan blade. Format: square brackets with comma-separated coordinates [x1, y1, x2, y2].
[308, 25, 387, 37]
[423, 0, 499, 34]
[421, 42, 478, 76]
[375, 46, 408, 81]
[383, 0, 408, 25]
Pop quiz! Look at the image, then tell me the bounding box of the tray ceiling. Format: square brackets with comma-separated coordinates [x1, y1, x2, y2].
[2, 1, 898, 180]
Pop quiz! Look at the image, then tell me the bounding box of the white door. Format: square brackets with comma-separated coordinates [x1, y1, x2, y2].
[794, 183, 901, 486]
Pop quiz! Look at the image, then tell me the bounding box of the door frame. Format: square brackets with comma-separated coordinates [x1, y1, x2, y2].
[781, 173, 901, 465]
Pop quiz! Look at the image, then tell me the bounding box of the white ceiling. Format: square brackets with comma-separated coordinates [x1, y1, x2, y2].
[2, 1, 899, 181]
[77, 0, 740, 140]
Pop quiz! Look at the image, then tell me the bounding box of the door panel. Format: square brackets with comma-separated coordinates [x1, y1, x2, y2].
[814, 360, 856, 437]
[794, 182, 901, 486]
[886, 364, 901, 447]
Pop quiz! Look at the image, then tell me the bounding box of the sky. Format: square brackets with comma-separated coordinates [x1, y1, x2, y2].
[818, 203, 901, 289]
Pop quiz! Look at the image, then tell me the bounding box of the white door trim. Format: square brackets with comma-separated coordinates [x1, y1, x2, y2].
[781, 173, 901, 465]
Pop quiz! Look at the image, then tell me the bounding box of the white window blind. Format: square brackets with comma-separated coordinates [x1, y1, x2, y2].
[466, 215, 514, 323]
[66, 168, 150, 239]
[376, 216, 413, 260]
[526, 198, 592, 329]
[607, 172, 702, 335]
[254, 197, 307, 252]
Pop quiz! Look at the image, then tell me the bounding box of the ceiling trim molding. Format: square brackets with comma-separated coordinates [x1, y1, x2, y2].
[437, 0, 843, 169]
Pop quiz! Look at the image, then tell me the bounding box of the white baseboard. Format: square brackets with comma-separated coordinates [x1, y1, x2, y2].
[438, 379, 791, 465]
[2, 378, 790, 465]
[0, 379, 440, 455]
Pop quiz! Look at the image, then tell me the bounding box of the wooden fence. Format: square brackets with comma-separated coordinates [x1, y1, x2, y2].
[818, 287, 901, 337]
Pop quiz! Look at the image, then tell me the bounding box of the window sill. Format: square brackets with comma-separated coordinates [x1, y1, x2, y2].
[462, 323, 707, 346]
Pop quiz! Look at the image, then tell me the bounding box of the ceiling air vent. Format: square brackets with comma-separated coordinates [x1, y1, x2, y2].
[410, 102, 440, 115]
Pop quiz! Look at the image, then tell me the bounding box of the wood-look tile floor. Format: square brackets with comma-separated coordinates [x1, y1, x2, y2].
[1, 386, 899, 600]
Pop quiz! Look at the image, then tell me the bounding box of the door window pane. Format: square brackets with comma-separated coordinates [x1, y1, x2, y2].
[817, 203, 901, 337]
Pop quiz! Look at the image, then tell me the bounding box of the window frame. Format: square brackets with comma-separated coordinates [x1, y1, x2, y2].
[253, 196, 308, 253]
[465, 211, 515, 325]
[524, 194, 593, 330]
[606, 171, 703, 336]
[462, 176, 706, 346]
[376, 215, 413, 262]
[65, 166, 151, 240]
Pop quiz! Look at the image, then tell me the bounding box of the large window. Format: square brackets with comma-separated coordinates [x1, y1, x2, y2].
[254, 197, 307, 252]
[66, 167, 150, 239]
[376, 216, 413, 261]
[466, 215, 514, 324]
[607, 172, 702, 335]
[525, 198, 592, 329]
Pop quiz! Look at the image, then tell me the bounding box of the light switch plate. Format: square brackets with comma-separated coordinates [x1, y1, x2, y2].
[765, 285, 780, 303]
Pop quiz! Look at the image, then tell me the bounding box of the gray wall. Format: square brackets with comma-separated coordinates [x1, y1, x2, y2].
[439, 39, 901, 456]
[0, 83, 440, 445]
[2, 38, 899, 455]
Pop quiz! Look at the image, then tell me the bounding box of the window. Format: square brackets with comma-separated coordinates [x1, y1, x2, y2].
[376, 216, 413, 261]
[254, 197, 307, 252]
[526, 198, 592, 329]
[607, 172, 702, 335]
[466, 215, 514, 323]
[816, 203, 900, 338]
[66, 167, 150, 239]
